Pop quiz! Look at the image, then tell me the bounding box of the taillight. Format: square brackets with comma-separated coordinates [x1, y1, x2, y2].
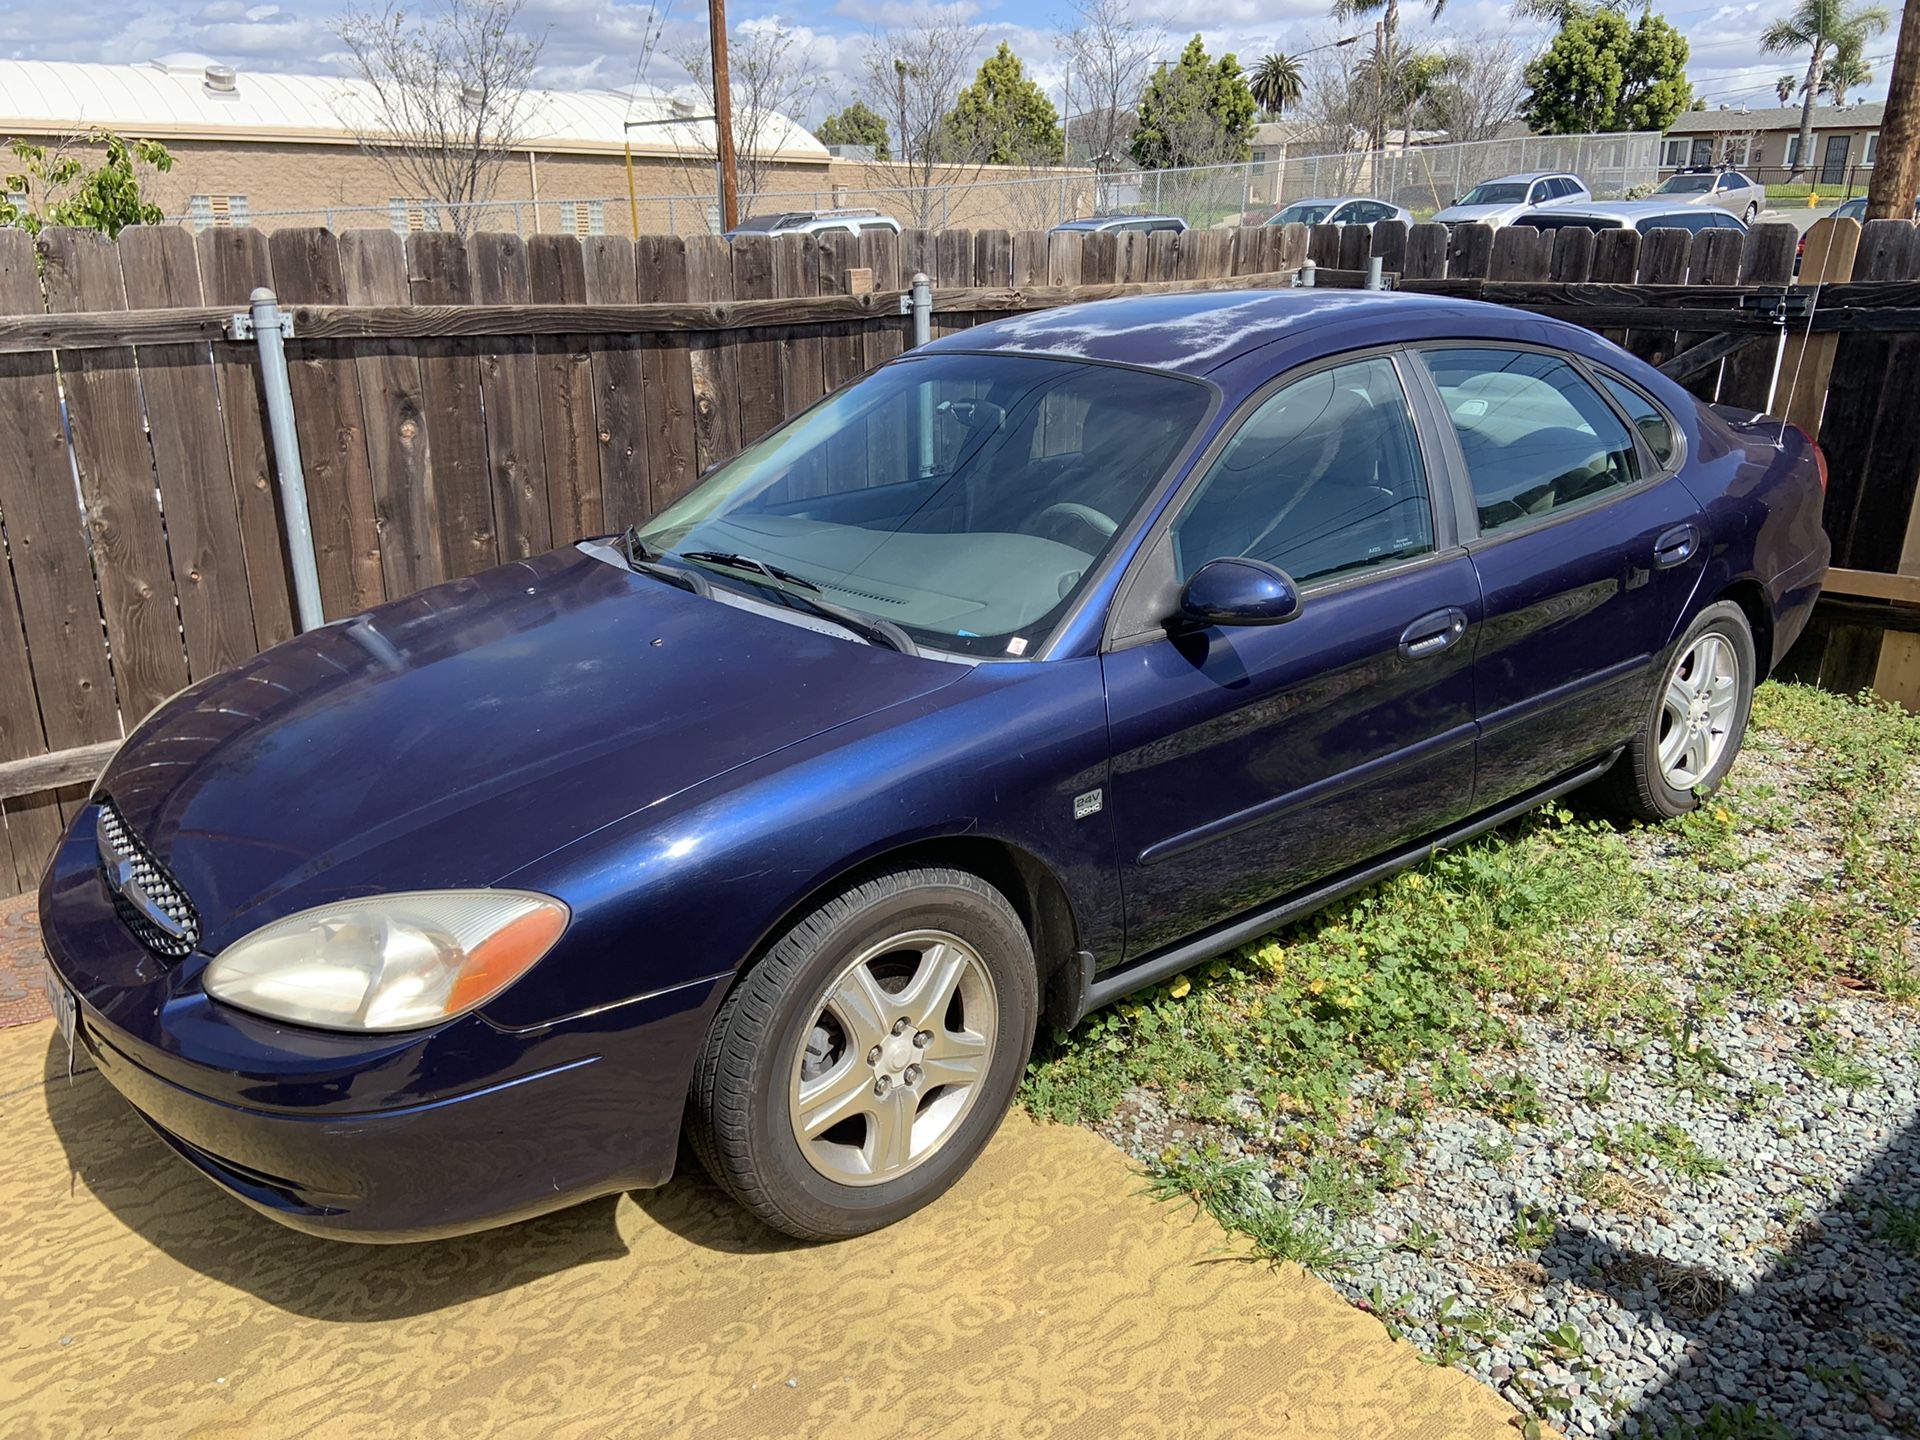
[1789, 422, 1828, 491]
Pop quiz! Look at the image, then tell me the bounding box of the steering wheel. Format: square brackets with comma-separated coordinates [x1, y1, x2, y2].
[1035, 501, 1118, 550]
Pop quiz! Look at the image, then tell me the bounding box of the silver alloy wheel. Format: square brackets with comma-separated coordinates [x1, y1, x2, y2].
[1658, 631, 1741, 791]
[788, 929, 999, 1187]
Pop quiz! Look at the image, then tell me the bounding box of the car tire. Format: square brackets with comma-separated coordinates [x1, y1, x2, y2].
[1744, 201, 1759, 223]
[1599, 600, 1757, 822]
[687, 866, 1037, 1241]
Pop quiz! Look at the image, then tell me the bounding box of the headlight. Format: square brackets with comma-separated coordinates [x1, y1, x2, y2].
[203, 890, 569, 1032]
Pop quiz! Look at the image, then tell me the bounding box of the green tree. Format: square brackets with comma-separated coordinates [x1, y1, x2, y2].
[0, 131, 174, 236]
[1521, 6, 1692, 136]
[1760, 0, 1889, 178]
[816, 101, 892, 160]
[1776, 72, 1798, 102]
[945, 43, 1063, 165]
[1130, 36, 1257, 169]
[1250, 52, 1305, 117]
[1818, 34, 1873, 103]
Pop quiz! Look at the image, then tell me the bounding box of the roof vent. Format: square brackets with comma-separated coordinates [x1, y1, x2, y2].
[204, 62, 238, 95]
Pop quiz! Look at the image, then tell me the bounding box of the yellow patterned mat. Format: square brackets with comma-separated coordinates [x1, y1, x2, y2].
[0, 1020, 1522, 1439]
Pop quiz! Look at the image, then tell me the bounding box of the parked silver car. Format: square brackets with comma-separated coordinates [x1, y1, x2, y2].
[1264, 196, 1415, 229]
[726, 208, 902, 240]
[1049, 213, 1190, 236]
[1650, 167, 1765, 224]
[1511, 201, 1750, 237]
[1433, 172, 1590, 229]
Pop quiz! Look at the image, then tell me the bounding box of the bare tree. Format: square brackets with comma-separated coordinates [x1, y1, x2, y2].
[1057, 0, 1163, 167]
[334, 0, 546, 235]
[863, 9, 989, 226]
[1411, 30, 1533, 144]
[675, 18, 827, 216]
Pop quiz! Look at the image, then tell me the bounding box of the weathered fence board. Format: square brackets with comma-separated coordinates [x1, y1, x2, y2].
[469, 232, 554, 563]
[527, 233, 602, 544]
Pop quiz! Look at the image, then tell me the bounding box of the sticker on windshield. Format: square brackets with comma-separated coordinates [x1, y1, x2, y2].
[1005, 636, 1028, 656]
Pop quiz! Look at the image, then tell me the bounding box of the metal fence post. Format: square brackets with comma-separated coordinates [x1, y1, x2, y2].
[232, 288, 325, 632]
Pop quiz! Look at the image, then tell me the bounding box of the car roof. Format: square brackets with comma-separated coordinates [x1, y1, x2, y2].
[919, 288, 1557, 379]
[1280, 197, 1352, 207]
[1478, 172, 1577, 185]
[1055, 213, 1183, 227]
[1519, 200, 1728, 219]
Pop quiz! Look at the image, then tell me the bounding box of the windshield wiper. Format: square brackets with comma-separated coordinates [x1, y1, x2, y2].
[619, 525, 710, 597]
[679, 549, 917, 657]
[680, 550, 823, 592]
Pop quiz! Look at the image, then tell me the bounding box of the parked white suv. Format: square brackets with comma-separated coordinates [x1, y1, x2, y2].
[1433, 173, 1590, 229]
[725, 208, 903, 240]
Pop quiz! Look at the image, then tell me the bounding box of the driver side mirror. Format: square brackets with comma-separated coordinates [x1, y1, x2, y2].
[1176, 557, 1302, 629]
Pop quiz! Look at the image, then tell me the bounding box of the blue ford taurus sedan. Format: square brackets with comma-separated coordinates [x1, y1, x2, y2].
[41, 289, 1829, 1242]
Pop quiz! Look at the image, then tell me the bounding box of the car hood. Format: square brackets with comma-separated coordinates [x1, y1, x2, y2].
[1432, 202, 1523, 225]
[96, 545, 967, 948]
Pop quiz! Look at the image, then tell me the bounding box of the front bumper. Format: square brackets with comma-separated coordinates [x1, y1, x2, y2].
[39, 815, 722, 1242]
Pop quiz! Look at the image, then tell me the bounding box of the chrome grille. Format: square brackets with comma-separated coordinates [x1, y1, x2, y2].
[95, 800, 200, 959]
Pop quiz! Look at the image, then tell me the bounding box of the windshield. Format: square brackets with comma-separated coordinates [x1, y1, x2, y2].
[1457, 182, 1527, 205]
[1274, 202, 1334, 225]
[1658, 175, 1714, 193]
[637, 353, 1212, 658]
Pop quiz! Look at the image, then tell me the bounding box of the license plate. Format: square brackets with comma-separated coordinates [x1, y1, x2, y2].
[42, 955, 77, 1051]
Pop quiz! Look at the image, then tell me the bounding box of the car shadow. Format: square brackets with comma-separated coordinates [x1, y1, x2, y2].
[38, 1032, 799, 1321]
[1544, 1110, 1920, 1435]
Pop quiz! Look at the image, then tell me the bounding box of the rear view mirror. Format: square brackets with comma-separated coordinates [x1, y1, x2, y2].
[1177, 557, 1302, 628]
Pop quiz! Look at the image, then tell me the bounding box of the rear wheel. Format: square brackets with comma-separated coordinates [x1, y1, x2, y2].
[1744, 201, 1759, 223]
[1600, 601, 1756, 821]
[687, 867, 1036, 1241]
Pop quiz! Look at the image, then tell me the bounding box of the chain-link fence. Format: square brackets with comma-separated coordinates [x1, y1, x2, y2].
[166, 131, 1663, 238]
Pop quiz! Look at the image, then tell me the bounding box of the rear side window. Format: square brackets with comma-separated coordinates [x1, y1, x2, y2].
[1596, 373, 1677, 467]
[1422, 347, 1641, 534]
[1171, 356, 1434, 586]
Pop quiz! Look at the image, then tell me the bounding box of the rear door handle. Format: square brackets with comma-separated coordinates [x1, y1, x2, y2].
[1399, 607, 1469, 660]
[1654, 524, 1700, 569]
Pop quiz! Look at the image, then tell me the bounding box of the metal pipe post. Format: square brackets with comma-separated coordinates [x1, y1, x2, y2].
[245, 288, 325, 632]
[1366, 255, 1384, 290]
[908, 271, 932, 347]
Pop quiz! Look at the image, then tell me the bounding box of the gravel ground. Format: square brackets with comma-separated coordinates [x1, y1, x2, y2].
[1089, 723, 1920, 1438]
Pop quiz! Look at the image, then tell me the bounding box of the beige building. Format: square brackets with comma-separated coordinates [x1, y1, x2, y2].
[1661, 102, 1885, 189]
[0, 56, 1082, 236]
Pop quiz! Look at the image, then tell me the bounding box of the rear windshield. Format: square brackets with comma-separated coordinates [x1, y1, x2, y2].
[1274, 202, 1334, 225]
[728, 214, 792, 233]
[1458, 182, 1527, 205]
[1658, 175, 1714, 193]
[638, 354, 1212, 658]
[1515, 213, 1620, 233]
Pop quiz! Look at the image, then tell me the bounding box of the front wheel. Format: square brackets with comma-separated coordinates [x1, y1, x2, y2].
[1600, 600, 1757, 821]
[687, 867, 1037, 1241]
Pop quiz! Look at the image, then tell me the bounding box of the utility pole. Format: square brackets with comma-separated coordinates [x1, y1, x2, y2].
[1868, 0, 1920, 220]
[708, 0, 740, 232]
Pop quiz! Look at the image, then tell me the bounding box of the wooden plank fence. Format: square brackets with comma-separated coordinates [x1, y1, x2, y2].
[3, 215, 1920, 893]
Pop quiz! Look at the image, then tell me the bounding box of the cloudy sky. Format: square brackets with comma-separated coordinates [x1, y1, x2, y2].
[0, 0, 1894, 120]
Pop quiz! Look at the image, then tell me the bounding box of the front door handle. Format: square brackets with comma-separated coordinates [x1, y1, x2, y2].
[1399, 607, 1469, 660]
[1654, 523, 1700, 570]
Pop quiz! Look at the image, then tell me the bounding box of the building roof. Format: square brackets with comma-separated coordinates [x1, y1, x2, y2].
[1666, 102, 1884, 135]
[0, 57, 828, 161]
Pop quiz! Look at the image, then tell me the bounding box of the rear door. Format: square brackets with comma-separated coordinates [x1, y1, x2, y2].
[1101, 352, 1481, 960]
[1412, 344, 1706, 808]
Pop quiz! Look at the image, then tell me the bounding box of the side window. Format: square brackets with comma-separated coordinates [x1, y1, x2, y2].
[1527, 182, 1549, 204]
[1170, 356, 1434, 587]
[1422, 347, 1642, 533]
[1596, 373, 1676, 467]
[1715, 173, 1738, 191]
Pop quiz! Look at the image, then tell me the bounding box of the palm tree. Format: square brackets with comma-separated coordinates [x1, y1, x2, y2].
[1776, 73, 1798, 103]
[1820, 36, 1873, 103]
[1250, 52, 1305, 117]
[1329, 0, 1449, 151]
[1760, 0, 1889, 178]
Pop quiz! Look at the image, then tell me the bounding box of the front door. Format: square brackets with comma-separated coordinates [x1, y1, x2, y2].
[1102, 353, 1482, 962]
[1414, 345, 1706, 807]
[1820, 134, 1850, 186]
